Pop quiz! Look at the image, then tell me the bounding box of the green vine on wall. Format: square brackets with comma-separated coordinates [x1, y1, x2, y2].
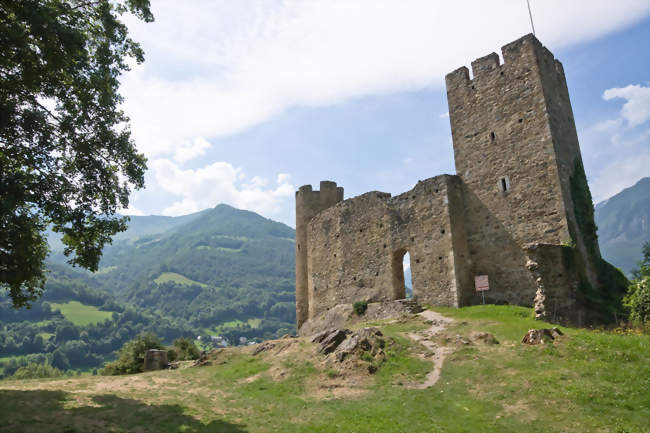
[570, 159, 599, 259]
[569, 158, 628, 321]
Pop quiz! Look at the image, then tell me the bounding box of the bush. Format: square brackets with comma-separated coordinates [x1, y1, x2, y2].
[101, 332, 165, 375]
[624, 242, 650, 324]
[12, 362, 63, 380]
[353, 301, 368, 316]
[169, 337, 201, 361]
[626, 276, 650, 324]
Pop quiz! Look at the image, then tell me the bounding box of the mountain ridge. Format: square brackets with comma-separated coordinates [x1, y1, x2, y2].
[595, 177, 650, 275]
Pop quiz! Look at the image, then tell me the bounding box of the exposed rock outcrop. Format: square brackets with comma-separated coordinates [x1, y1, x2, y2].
[521, 328, 564, 345]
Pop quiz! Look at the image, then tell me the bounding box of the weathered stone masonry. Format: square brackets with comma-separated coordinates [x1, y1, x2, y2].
[296, 34, 608, 330]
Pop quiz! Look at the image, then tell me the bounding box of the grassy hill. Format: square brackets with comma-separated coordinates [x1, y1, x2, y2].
[1, 306, 648, 433]
[153, 272, 208, 288]
[49, 301, 114, 326]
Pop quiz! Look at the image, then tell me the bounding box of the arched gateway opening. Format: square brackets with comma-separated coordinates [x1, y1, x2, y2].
[392, 249, 413, 299]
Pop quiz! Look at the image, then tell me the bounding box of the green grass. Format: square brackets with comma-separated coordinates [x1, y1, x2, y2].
[1, 305, 648, 432]
[153, 271, 207, 287]
[48, 301, 114, 326]
[205, 318, 263, 337]
[37, 332, 54, 341]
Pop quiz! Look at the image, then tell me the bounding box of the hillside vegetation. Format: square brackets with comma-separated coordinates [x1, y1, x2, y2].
[49, 301, 114, 327]
[1, 306, 648, 433]
[1, 205, 296, 376]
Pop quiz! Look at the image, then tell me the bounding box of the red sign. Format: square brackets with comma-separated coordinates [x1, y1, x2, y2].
[475, 275, 489, 292]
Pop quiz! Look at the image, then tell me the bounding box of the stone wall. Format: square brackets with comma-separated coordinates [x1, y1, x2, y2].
[304, 176, 469, 323]
[445, 34, 574, 306]
[524, 243, 587, 326]
[536, 47, 601, 287]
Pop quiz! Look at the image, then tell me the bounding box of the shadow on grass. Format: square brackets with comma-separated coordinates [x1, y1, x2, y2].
[0, 389, 247, 433]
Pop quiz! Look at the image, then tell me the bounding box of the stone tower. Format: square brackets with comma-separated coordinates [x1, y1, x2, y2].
[445, 34, 599, 305]
[295, 181, 344, 328]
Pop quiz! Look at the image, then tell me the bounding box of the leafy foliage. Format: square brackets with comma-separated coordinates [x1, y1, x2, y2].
[625, 242, 650, 324]
[353, 301, 368, 316]
[11, 361, 63, 379]
[569, 158, 628, 322]
[570, 159, 599, 258]
[0, 0, 153, 307]
[101, 332, 164, 375]
[168, 337, 200, 361]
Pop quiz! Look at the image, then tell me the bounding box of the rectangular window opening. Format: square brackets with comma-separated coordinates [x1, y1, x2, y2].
[500, 176, 510, 192]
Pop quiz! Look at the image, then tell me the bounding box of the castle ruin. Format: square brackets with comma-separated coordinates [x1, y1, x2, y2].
[296, 34, 624, 331]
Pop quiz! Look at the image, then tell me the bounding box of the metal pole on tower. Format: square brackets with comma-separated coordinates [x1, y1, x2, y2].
[527, 0, 536, 36]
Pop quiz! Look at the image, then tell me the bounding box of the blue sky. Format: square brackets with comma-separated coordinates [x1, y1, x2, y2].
[119, 1, 650, 227]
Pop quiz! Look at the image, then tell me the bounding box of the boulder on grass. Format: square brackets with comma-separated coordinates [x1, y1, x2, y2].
[521, 328, 564, 345]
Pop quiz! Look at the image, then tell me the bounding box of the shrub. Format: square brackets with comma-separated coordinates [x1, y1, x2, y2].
[169, 337, 201, 361]
[11, 362, 63, 380]
[626, 276, 650, 325]
[101, 332, 165, 375]
[353, 301, 368, 316]
[625, 242, 650, 324]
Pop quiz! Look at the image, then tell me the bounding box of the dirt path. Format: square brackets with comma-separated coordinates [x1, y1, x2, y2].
[405, 309, 454, 389]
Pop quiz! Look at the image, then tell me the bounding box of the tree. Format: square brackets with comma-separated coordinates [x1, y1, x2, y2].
[101, 332, 164, 375]
[0, 0, 153, 308]
[625, 242, 650, 324]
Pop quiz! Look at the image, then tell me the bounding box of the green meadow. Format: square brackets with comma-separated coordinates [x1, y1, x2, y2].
[49, 301, 114, 326]
[1, 306, 648, 433]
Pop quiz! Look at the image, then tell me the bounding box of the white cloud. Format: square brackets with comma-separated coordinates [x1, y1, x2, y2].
[590, 155, 650, 203]
[150, 159, 294, 217]
[173, 137, 212, 163]
[121, 205, 145, 216]
[120, 1, 650, 160]
[583, 83, 650, 202]
[603, 84, 650, 127]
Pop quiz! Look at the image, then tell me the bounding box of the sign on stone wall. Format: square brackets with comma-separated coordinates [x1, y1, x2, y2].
[475, 275, 489, 292]
[475, 275, 489, 304]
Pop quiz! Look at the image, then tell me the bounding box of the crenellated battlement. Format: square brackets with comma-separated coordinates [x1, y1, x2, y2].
[471, 52, 500, 77]
[296, 181, 343, 203]
[445, 34, 564, 90]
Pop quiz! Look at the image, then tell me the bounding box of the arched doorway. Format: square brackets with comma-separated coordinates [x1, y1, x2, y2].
[404, 252, 413, 299]
[392, 249, 413, 299]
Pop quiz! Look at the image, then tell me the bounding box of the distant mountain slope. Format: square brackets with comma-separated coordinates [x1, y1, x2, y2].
[1, 204, 297, 375]
[91, 204, 295, 296]
[45, 204, 297, 335]
[595, 177, 650, 275]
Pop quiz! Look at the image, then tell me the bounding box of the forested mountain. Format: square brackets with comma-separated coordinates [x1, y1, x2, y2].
[595, 177, 650, 276]
[1, 205, 296, 377]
